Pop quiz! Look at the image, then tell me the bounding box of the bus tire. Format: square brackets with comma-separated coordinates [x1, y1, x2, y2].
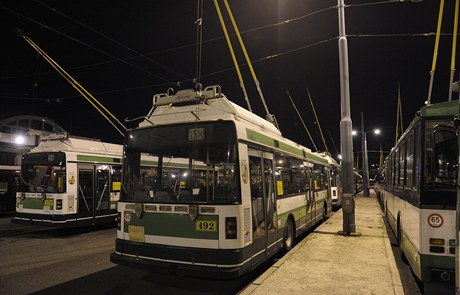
[283, 218, 295, 252]
[322, 202, 328, 220]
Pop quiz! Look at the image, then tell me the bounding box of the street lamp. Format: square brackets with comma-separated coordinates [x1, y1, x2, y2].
[337, 0, 356, 236]
[352, 112, 380, 197]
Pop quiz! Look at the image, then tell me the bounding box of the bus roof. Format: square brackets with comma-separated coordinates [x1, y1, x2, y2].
[419, 100, 459, 118]
[141, 86, 281, 137]
[31, 136, 122, 156]
[139, 86, 330, 164]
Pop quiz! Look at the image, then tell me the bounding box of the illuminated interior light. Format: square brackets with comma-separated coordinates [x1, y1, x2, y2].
[14, 135, 25, 145]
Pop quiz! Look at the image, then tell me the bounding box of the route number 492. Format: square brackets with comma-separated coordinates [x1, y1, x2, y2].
[195, 220, 217, 232]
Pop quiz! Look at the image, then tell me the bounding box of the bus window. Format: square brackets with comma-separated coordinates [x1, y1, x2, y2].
[433, 125, 458, 183]
[111, 166, 122, 192]
[121, 122, 240, 204]
[413, 123, 421, 190]
[21, 152, 66, 193]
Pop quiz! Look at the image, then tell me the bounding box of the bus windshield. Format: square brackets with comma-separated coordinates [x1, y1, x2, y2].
[21, 152, 66, 193]
[426, 121, 457, 187]
[121, 122, 240, 204]
[433, 125, 458, 183]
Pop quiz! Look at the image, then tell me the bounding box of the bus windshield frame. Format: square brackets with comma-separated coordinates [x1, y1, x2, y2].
[21, 152, 66, 193]
[121, 121, 240, 204]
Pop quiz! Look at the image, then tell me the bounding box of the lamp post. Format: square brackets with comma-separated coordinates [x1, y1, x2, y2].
[352, 112, 380, 197]
[337, 0, 356, 236]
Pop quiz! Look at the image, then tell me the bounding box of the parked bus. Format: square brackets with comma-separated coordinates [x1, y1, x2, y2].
[110, 85, 335, 278]
[354, 171, 363, 195]
[373, 167, 386, 204]
[381, 100, 457, 293]
[13, 133, 123, 227]
[0, 165, 21, 212]
[317, 153, 342, 210]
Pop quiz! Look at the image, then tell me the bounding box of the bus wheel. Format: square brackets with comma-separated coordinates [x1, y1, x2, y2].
[283, 218, 295, 252]
[322, 202, 328, 220]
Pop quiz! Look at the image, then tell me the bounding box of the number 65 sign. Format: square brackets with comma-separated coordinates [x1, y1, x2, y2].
[427, 213, 444, 228]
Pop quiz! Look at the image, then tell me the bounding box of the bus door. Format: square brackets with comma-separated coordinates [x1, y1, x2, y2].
[304, 163, 314, 229]
[249, 150, 277, 266]
[77, 165, 94, 220]
[95, 165, 111, 218]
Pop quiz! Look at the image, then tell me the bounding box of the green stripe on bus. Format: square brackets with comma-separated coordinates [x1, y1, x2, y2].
[21, 198, 45, 210]
[124, 212, 219, 240]
[278, 142, 304, 157]
[420, 254, 454, 282]
[278, 205, 306, 226]
[420, 100, 458, 118]
[140, 160, 207, 169]
[246, 128, 328, 164]
[77, 155, 121, 164]
[246, 128, 278, 147]
[304, 152, 327, 164]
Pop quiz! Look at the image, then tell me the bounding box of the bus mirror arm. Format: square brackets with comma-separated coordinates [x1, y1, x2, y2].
[454, 117, 460, 128]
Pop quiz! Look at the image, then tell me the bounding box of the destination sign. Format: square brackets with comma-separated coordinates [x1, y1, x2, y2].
[188, 127, 205, 141]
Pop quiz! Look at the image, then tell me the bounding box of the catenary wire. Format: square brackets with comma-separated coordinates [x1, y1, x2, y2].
[33, 0, 190, 81]
[0, 4, 177, 84]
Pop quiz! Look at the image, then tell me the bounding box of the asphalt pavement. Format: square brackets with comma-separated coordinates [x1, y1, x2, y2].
[0, 192, 404, 294]
[0, 213, 56, 237]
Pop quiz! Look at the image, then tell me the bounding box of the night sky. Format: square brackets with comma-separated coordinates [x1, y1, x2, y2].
[1, 0, 458, 167]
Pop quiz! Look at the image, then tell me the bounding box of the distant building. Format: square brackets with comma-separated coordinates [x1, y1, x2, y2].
[0, 115, 67, 212]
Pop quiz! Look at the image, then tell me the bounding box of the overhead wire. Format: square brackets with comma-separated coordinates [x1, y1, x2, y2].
[1, 3, 339, 81]
[33, 0, 190, 81]
[195, 0, 204, 85]
[18, 30, 127, 136]
[448, 0, 459, 101]
[213, 0, 252, 111]
[0, 4, 176, 84]
[306, 88, 328, 153]
[286, 91, 318, 151]
[2, 0, 441, 102]
[427, 0, 445, 105]
[222, 0, 278, 128]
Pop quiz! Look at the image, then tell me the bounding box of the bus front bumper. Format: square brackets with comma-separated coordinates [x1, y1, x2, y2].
[111, 238, 251, 279]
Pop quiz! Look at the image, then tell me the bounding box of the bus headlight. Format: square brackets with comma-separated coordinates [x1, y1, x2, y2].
[430, 238, 445, 253]
[117, 212, 121, 230]
[226, 217, 237, 239]
[429, 238, 445, 246]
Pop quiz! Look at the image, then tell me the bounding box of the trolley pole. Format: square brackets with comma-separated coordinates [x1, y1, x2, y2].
[338, 0, 356, 236]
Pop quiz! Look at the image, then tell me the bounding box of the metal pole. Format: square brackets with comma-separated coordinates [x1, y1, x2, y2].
[363, 133, 370, 196]
[457, 117, 460, 294]
[338, 0, 356, 236]
[361, 112, 370, 197]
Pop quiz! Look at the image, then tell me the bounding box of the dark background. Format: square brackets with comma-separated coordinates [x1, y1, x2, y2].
[1, 0, 457, 168]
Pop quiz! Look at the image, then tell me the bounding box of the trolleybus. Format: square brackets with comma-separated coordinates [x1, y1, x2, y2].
[13, 133, 123, 227]
[381, 100, 458, 293]
[318, 152, 342, 210]
[0, 165, 21, 212]
[110, 85, 336, 278]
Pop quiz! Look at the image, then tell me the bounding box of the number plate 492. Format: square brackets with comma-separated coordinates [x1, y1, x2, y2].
[195, 220, 217, 232]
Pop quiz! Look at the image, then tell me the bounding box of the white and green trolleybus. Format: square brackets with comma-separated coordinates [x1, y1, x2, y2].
[382, 100, 458, 293]
[13, 133, 123, 227]
[110, 85, 339, 278]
